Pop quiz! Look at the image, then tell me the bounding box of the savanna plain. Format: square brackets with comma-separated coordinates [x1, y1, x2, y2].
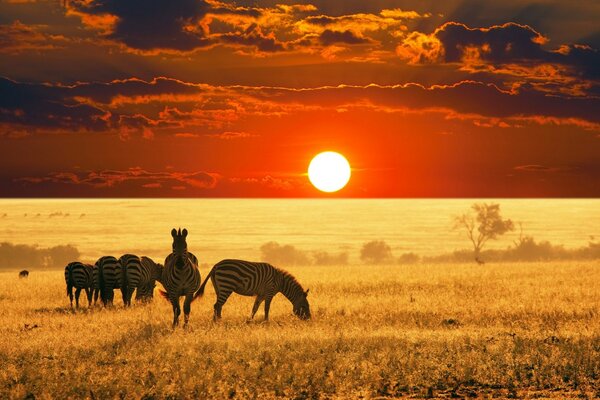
[2, 261, 599, 399]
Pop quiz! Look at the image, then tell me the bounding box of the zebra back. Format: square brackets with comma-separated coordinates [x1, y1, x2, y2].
[119, 254, 145, 290]
[96, 256, 120, 289]
[64, 262, 93, 290]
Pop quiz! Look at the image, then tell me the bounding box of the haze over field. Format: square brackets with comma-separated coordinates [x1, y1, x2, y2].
[0, 199, 597, 266]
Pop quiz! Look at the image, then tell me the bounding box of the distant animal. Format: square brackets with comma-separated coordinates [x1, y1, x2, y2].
[475, 257, 485, 265]
[19, 270, 29, 278]
[95, 256, 121, 306]
[136, 256, 164, 301]
[64, 261, 94, 308]
[160, 228, 201, 328]
[118, 254, 145, 307]
[194, 259, 311, 322]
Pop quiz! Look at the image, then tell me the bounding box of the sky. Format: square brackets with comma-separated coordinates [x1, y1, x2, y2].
[0, 0, 599, 197]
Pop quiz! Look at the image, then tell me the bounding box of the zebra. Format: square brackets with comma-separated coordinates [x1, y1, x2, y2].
[91, 263, 101, 305]
[118, 254, 149, 307]
[19, 270, 29, 278]
[64, 261, 94, 308]
[95, 256, 121, 306]
[160, 228, 201, 328]
[135, 256, 164, 301]
[194, 259, 311, 321]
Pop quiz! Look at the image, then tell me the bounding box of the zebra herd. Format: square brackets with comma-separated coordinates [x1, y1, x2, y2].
[64, 228, 311, 327]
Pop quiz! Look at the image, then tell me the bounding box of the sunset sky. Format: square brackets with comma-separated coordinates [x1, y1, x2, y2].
[1, 0, 599, 197]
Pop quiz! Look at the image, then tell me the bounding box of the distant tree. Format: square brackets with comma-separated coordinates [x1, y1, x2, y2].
[260, 241, 310, 266]
[453, 203, 514, 263]
[360, 240, 393, 264]
[313, 251, 348, 266]
[398, 252, 420, 264]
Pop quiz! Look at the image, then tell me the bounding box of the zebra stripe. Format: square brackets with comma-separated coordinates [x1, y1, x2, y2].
[95, 256, 121, 306]
[136, 256, 164, 301]
[118, 254, 149, 307]
[194, 259, 311, 321]
[64, 261, 94, 309]
[162, 228, 201, 327]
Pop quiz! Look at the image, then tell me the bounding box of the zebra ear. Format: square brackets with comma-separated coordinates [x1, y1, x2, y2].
[171, 228, 177, 238]
[182, 228, 188, 238]
[305, 289, 309, 296]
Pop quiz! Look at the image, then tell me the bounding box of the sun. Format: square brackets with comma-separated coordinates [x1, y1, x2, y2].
[308, 151, 351, 193]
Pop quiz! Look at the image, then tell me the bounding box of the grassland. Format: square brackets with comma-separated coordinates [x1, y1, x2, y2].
[1, 261, 599, 399]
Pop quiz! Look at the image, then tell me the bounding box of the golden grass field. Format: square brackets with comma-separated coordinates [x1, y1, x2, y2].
[1, 261, 599, 399]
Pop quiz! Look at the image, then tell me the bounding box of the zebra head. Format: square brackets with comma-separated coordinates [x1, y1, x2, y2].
[171, 228, 188, 268]
[293, 289, 311, 320]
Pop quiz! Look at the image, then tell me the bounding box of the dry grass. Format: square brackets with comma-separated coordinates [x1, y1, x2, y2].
[1, 261, 599, 399]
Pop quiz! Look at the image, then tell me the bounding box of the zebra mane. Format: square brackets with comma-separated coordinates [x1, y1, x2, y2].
[276, 267, 304, 291]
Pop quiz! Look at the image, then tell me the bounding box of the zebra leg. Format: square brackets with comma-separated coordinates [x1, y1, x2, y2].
[108, 290, 114, 306]
[93, 288, 99, 305]
[85, 287, 92, 307]
[213, 289, 232, 322]
[75, 287, 82, 309]
[263, 296, 274, 321]
[183, 294, 193, 327]
[171, 296, 181, 328]
[68, 285, 74, 308]
[250, 295, 265, 320]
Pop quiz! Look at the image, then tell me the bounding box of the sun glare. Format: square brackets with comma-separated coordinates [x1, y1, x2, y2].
[308, 151, 351, 193]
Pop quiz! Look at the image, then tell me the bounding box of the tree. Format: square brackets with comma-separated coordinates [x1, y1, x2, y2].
[360, 240, 393, 264]
[453, 203, 514, 262]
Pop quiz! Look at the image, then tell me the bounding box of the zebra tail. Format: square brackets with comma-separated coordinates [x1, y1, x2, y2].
[193, 266, 215, 300]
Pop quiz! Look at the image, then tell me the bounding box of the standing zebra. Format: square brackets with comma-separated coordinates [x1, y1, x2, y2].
[118, 254, 149, 307]
[136, 256, 164, 301]
[64, 261, 94, 308]
[95, 256, 121, 306]
[161, 228, 201, 328]
[194, 259, 311, 321]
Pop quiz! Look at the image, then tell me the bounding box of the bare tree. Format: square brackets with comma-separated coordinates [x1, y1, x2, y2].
[454, 203, 514, 263]
[360, 240, 393, 264]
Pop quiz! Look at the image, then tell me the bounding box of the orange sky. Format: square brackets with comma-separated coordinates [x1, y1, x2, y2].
[0, 0, 599, 197]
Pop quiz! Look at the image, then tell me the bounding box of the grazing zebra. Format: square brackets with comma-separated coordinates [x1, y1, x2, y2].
[95, 256, 121, 306]
[194, 259, 311, 321]
[118, 254, 148, 307]
[135, 256, 164, 301]
[161, 228, 201, 328]
[64, 261, 94, 308]
[19, 270, 29, 278]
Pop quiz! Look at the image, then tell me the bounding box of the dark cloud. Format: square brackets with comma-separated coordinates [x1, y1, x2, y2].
[398, 22, 600, 92]
[16, 167, 220, 189]
[0, 77, 201, 133]
[319, 29, 371, 45]
[68, 0, 211, 51]
[0, 77, 109, 130]
[218, 24, 285, 52]
[243, 81, 600, 123]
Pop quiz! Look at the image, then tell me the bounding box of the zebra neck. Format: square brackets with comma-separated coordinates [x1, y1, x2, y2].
[278, 274, 304, 305]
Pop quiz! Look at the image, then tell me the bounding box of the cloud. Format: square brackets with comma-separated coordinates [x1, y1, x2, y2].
[67, 0, 212, 52]
[513, 165, 565, 173]
[0, 21, 69, 54]
[204, 131, 256, 140]
[397, 22, 600, 95]
[2, 77, 599, 138]
[16, 167, 220, 190]
[318, 30, 372, 45]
